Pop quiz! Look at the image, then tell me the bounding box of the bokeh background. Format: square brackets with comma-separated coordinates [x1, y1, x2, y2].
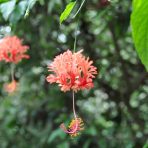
[0, 0, 148, 148]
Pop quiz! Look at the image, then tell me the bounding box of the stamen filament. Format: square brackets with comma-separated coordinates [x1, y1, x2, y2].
[60, 91, 78, 134]
[60, 92, 84, 137]
[11, 64, 15, 81]
[72, 91, 77, 119]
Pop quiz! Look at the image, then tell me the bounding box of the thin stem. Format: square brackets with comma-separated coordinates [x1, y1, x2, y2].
[73, 21, 80, 52]
[10, 64, 15, 81]
[72, 0, 86, 19]
[72, 91, 77, 119]
[73, 27, 77, 53]
[60, 91, 78, 134]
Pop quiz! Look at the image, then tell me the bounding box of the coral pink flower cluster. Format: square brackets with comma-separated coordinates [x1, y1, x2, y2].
[0, 36, 29, 64]
[46, 50, 97, 92]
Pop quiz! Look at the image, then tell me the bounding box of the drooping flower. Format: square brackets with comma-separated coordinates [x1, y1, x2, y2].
[4, 80, 18, 93]
[0, 36, 29, 64]
[60, 117, 84, 137]
[46, 49, 97, 137]
[46, 50, 97, 92]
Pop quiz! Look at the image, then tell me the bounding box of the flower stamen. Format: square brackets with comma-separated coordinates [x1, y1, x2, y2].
[60, 117, 84, 137]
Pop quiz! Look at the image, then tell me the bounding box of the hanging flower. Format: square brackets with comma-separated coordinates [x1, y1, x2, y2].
[46, 50, 97, 92]
[0, 36, 29, 64]
[4, 80, 18, 93]
[46, 49, 97, 137]
[60, 117, 84, 137]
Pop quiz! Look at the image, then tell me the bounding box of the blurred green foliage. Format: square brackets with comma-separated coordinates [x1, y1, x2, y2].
[0, 0, 148, 148]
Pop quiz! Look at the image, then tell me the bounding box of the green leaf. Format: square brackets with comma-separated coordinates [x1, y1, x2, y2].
[83, 140, 91, 148]
[131, 0, 148, 71]
[47, 128, 66, 143]
[60, 1, 76, 24]
[9, 0, 27, 24]
[57, 142, 69, 148]
[0, 0, 9, 4]
[143, 142, 148, 148]
[24, 0, 37, 18]
[0, 0, 16, 20]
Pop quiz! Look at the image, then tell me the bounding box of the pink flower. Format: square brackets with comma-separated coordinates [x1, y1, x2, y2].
[46, 50, 97, 92]
[4, 80, 18, 93]
[0, 36, 29, 64]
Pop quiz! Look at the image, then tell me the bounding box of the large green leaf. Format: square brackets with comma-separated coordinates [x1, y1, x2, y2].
[131, 0, 148, 71]
[60, 1, 76, 24]
[0, 0, 16, 20]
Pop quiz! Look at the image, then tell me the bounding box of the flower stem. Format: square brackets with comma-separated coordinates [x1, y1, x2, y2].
[73, 27, 77, 53]
[11, 64, 15, 81]
[72, 91, 77, 119]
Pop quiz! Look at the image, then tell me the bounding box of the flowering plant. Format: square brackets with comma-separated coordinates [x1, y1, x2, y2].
[0, 36, 29, 93]
[47, 50, 97, 137]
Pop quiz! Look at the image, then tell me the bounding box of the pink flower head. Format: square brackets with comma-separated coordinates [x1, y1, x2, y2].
[4, 80, 18, 93]
[46, 50, 97, 92]
[0, 36, 29, 64]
